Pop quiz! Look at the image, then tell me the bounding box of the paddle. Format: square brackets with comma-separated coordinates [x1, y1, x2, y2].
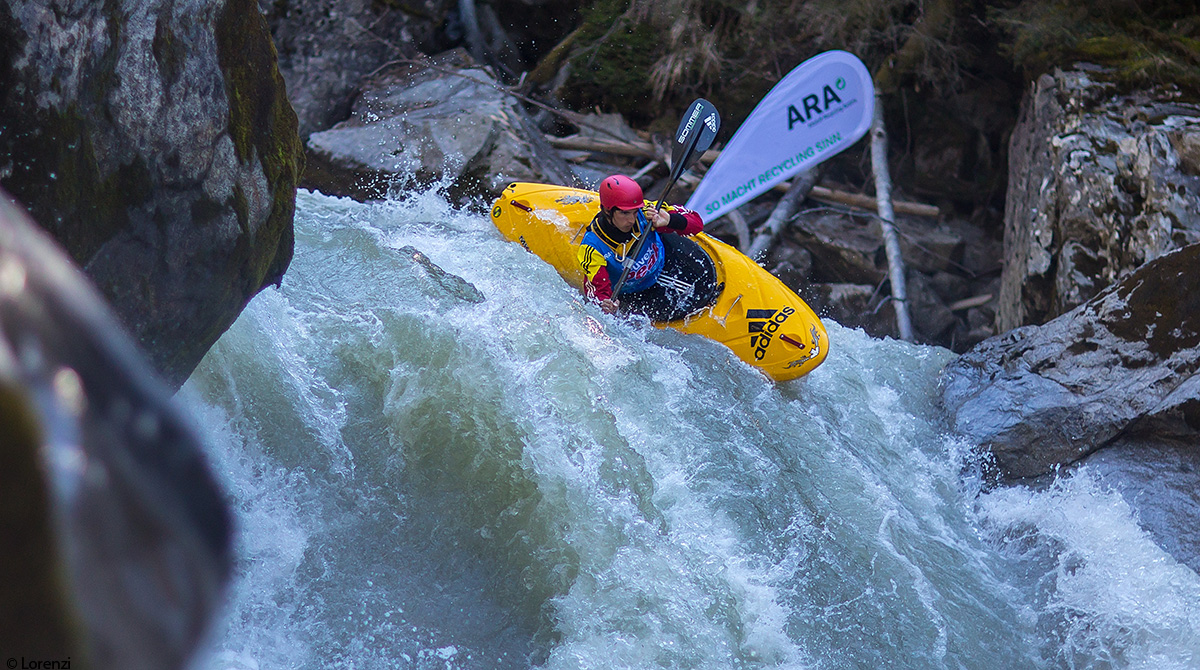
[611, 98, 720, 297]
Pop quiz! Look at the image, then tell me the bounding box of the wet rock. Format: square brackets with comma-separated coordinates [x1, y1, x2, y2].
[906, 272, 957, 344]
[999, 67, 1200, 331]
[398, 245, 485, 304]
[788, 212, 885, 285]
[1080, 439, 1200, 573]
[1172, 130, 1200, 177]
[896, 218, 967, 275]
[303, 50, 576, 202]
[0, 0, 304, 388]
[928, 270, 971, 305]
[941, 242, 1200, 480]
[260, 0, 452, 140]
[0, 192, 230, 670]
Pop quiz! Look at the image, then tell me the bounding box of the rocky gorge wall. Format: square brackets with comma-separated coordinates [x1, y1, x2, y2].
[0, 0, 303, 389]
[943, 68, 1200, 570]
[1000, 67, 1200, 331]
[0, 0, 304, 667]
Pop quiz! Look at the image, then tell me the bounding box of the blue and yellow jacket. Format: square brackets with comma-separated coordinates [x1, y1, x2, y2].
[577, 205, 703, 301]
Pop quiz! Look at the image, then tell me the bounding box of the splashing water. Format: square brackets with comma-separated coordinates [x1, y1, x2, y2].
[185, 188, 1200, 670]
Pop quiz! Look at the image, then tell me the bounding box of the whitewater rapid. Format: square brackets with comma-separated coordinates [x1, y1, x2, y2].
[184, 188, 1200, 670]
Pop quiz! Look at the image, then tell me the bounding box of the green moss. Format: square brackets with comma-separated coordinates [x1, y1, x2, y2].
[991, 1, 1200, 97]
[1076, 35, 1138, 61]
[561, 0, 661, 125]
[232, 184, 250, 235]
[214, 0, 303, 290]
[0, 101, 152, 266]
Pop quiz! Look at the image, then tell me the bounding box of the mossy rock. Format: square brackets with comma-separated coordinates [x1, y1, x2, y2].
[0, 0, 303, 389]
[560, 0, 661, 125]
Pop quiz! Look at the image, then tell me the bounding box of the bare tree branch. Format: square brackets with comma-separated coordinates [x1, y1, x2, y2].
[871, 89, 914, 342]
[746, 169, 818, 261]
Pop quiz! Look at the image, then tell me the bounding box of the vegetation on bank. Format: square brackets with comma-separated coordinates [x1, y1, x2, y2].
[552, 0, 1200, 132]
[994, 0, 1200, 96]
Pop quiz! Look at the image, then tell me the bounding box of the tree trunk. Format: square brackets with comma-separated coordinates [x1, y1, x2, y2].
[458, 0, 485, 64]
[871, 90, 914, 341]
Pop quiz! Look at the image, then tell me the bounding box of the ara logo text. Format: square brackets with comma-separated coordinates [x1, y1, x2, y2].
[786, 84, 843, 130]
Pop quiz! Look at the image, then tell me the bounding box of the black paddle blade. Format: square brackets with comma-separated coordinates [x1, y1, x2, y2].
[669, 98, 720, 183]
[615, 99, 720, 295]
[654, 98, 720, 210]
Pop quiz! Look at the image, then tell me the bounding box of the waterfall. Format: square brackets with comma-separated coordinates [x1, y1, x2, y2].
[185, 188, 1200, 670]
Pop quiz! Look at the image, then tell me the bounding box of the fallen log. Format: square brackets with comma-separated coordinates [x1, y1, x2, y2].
[773, 183, 940, 218]
[543, 135, 940, 217]
[746, 169, 818, 260]
[545, 134, 658, 159]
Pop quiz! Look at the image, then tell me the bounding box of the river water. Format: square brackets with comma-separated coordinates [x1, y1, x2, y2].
[185, 188, 1200, 670]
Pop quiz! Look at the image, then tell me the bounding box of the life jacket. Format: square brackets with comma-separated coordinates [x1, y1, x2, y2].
[581, 212, 665, 294]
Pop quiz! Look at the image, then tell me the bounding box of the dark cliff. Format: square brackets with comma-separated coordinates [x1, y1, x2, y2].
[0, 0, 304, 389]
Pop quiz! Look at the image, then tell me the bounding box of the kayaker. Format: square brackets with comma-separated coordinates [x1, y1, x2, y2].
[578, 174, 719, 321]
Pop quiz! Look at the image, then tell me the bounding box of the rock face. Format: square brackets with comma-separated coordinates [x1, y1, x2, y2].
[0, 191, 230, 670]
[999, 67, 1200, 332]
[260, 0, 453, 140]
[303, 50, 577, 202]
[0, 0, 304, 389]
[1080, 440, 1200, 573]
[775, 208, 1002, 350]
[941, 242, 1200, 480]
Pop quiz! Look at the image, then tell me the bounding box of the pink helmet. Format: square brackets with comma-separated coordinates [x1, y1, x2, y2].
[598, 175, 644, 211]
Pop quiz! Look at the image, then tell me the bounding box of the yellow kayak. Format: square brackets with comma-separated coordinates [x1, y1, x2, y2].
[490, 182, 828, 381]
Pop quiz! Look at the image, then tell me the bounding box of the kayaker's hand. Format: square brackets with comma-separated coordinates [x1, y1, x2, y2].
[600, 298, 619, 314]
[646, 208, 671, 229]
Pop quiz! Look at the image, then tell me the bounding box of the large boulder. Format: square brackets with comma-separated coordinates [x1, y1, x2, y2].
[778, 208, 1001, 348]
[1079, 439, 1200, 573]
[941, 242, 1200, 480]
[261, 0, 584, 141]
[0, 0, 303, 389]
[259, 0, 454, 139]
[303, 50, 577, 202]
[0, 191, 230, 670]
[999, 67, 1200, 331]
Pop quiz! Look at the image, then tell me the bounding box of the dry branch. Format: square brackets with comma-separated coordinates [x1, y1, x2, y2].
[746, 169, 818, 260]
[871, 88, 914, 342]
[545, 134, 658, 159]
[769, 182, 939, 217]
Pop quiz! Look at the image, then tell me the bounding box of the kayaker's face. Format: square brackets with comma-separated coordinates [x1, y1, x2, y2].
[610, 207, 641, 233]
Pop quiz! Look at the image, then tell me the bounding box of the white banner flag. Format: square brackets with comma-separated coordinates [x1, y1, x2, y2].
[686, 50, 874, 221]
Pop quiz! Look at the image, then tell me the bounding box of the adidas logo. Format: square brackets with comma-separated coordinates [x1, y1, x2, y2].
[704, 113, 718, 133]
[747, 307, 796, 360]
[658, 274, 694, 293]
